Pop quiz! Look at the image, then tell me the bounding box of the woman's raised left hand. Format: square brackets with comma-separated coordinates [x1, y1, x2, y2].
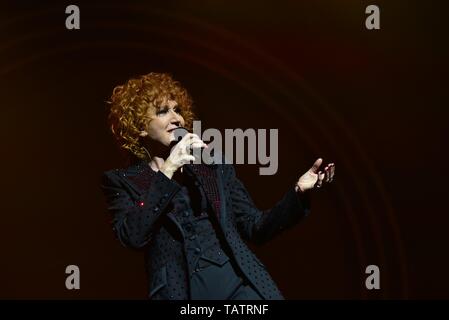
[295, 158, 335, 193]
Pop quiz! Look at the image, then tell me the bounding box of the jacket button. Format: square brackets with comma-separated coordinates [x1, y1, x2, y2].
[189, 235, 197, 240]
[195, 247, 201, 253]
[153, 207, 159, 212]
[183, 211, 189, 217]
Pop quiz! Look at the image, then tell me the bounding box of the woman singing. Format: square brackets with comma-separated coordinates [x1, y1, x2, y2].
[101, 72, 335, 300]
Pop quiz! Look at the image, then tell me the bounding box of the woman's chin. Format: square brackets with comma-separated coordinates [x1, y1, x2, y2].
[165, 137, 175, 146]
[157, 135, 173, 147]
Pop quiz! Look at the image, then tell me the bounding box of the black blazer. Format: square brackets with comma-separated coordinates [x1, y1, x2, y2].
[101, 160, 311, 300]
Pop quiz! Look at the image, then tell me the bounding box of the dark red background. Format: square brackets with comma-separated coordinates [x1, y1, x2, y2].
[1, 0, 447, 299]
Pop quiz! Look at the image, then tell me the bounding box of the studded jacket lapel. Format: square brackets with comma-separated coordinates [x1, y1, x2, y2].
[185, 164, 223, 221]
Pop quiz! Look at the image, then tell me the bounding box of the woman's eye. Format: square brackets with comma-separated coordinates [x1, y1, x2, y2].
[156, 107, 181, 116]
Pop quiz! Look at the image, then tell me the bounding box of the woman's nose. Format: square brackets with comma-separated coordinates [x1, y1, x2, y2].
[169, 109, 182, 123]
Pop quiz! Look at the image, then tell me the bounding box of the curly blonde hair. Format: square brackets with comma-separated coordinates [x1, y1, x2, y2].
[107, 72, 195, 161]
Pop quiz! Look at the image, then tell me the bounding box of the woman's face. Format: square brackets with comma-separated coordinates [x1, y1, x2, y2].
[143, 99, 185, 147]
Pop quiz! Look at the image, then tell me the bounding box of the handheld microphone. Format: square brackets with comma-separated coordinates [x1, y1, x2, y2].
[169, 127, 190, 151]
[169, 127, 207, 153]
[168, 127, 220, 166]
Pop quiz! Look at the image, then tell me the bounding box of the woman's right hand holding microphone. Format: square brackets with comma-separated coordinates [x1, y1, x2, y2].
[160, 133, 208, 179]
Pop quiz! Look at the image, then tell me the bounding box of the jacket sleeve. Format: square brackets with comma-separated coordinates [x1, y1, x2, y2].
[227, 164, 311, 245]
[100, 169, 181, 249]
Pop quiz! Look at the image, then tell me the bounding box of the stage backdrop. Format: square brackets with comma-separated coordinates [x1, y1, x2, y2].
[0, 0, 447, 299]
